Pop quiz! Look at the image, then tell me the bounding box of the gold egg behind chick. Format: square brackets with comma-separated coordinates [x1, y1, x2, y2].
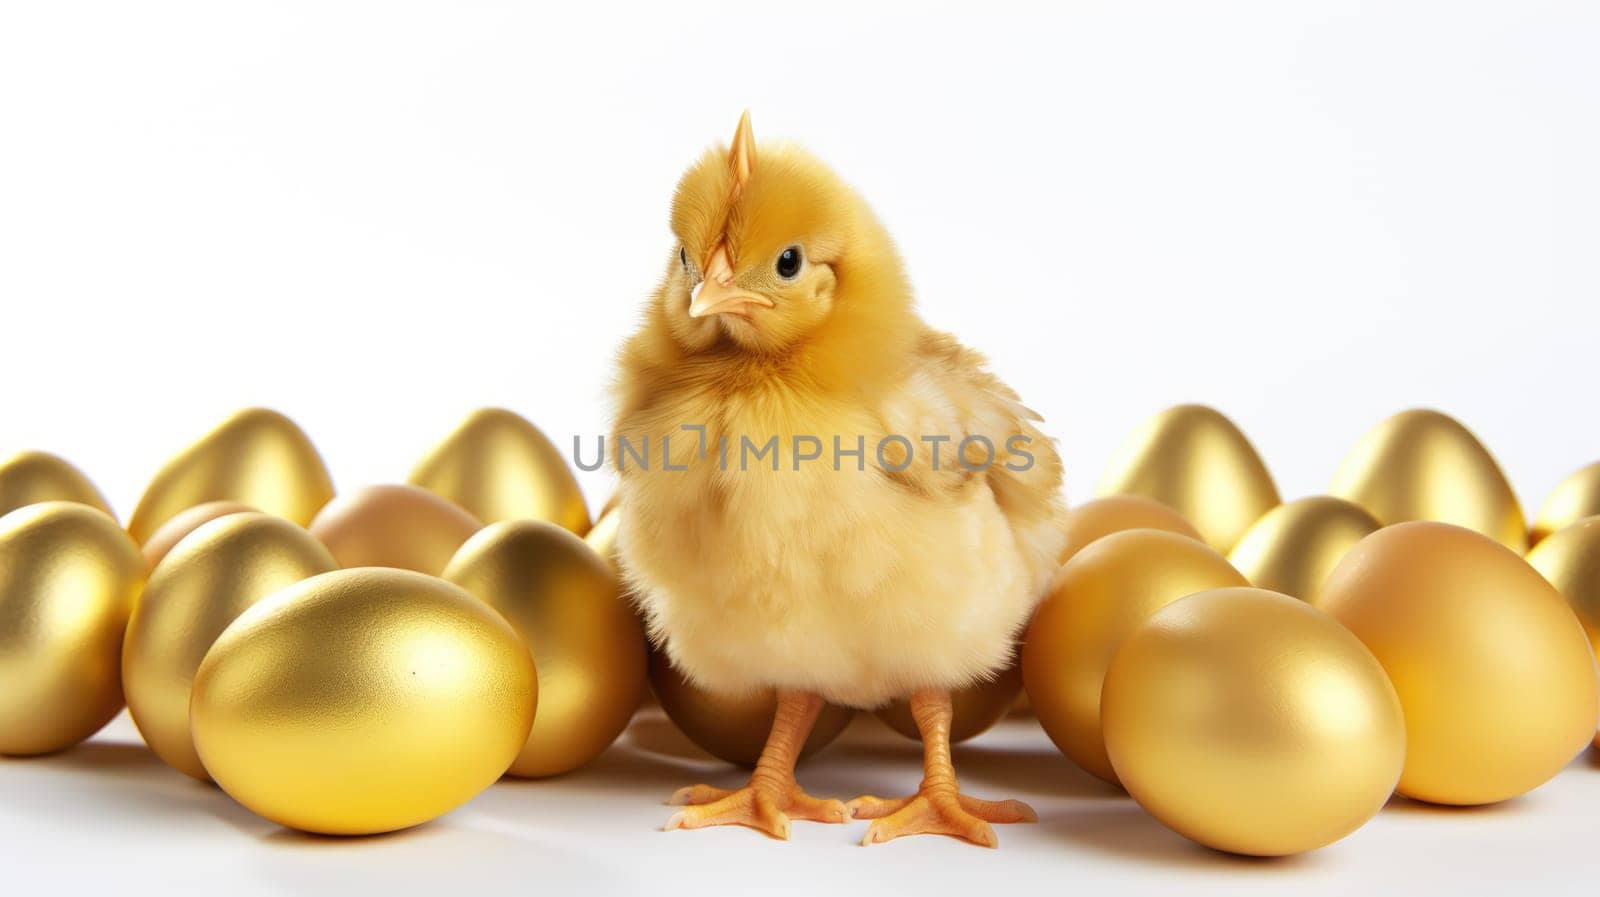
[1526, 516, 1600, 746]
[1330, 409, 1525, 551]
[0, 451, 113, 519]
[650, 649, 853, 767]
[1097, 405, 1280, 551]
[876, 663, 1020, 744]
[411, 408, 590, 535]
[444, 520, 646, 777]
[1058, 495, 1203, 564]
[124, 513, 338, 779]
[1319, 522, 1598, 805]
[1227, 496, 1381, 602]
[128, 408, 335, 544]
[190, 568, 537, 835]
[0, 503, 145, 755]
[1532, 463, 1600, 546]
[1022, 528, 1248, 783]
[1103, 587, 1405, 856]
[309, 484, 482, 575]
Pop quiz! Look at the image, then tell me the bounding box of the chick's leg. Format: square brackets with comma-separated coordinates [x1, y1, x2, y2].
[665, 690, 850, 839]
[849, 688, 1036, 848]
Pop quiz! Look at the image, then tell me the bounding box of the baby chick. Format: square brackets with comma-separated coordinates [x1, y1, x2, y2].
[612, 113, 1066, 847]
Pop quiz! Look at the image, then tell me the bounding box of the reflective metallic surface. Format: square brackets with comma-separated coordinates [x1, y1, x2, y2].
[309, 484, 481, 575]
[410, 408, 590, 535]
[0, 450, 113, 519]
[1228, 496, 1381, 602]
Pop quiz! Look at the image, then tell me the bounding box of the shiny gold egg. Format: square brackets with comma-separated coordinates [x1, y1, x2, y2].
[1330, 409, 1526, 551]
[1103, 587, 1405, 856]
[876, 663, 1021, 744]
[1532, 463, 1600, 546]
[1022, 529, 1248, 783]
[190, 568, 536, 835]
[1526, 516, 1600, 746]
[123, 513, 338, 779]
[1319, 521, 1598, 805]
[140, 500, 258, 569]
[1097, 405, 1280, 551]
[0, 450, 114, 519]
[1227, 496, 1381, 602]
[650, 649, 853, 767]
[308, 484, 482, 576]
[583, 506, 622, 567]
[411, 408, 590, 535]
[0, 503, 145, 755]
[127, 408, 335, 545]
[1058, 495, 1203, 564]
[444, 520, 646, 777]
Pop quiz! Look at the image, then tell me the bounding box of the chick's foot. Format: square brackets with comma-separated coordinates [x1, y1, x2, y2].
[849, 688, 1036, 848]
[661, 690, 849, 841]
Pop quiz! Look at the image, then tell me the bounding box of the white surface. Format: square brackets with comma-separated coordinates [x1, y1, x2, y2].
[3, 3, 1600, 895]
[2, 710, 1597, 896]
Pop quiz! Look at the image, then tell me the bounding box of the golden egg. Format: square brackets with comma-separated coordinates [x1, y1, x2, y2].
[190, 568, 536, 835]
[0, 503, 145, 755]
[0, 450, 114, 519]
[1097, 405, 1280, 551]
[1532, 462, 1600, 546]
[411, 408, 590, 535]
[649, 649, 853, 767]
[308, 484, 482, 575]
[127, 408, 335, 545]
[584, 506, 622, 567]
[140, 500, 258, 569]
[1058, 495, 1202, 564]
[1330, 409, 1526, 551]
[1103, 587, 1405, 856]
[1227, 496, 1381, 602]
[1526, 516, 1600, 746]
[1319, 521, 1598, 805]
[1022, 528, 1248, 783]
[444, 520, 646, 777]
[123, 513, 337, 780]
[876, 662, 1021, 744]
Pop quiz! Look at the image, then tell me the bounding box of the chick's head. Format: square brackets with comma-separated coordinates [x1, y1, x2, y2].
[663, 112, 912, 357]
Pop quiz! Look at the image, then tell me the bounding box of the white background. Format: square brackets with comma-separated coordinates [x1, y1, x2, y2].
[2, 2, 1598, 895]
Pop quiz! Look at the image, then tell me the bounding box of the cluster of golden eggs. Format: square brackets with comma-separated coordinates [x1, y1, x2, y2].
[0, 408, 646, 835]
[1023, 405, 1600, 857]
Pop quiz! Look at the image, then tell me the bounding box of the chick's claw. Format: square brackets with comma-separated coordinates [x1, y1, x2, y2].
[663, 780, 852, 840]
[853, 790, 1034, 848]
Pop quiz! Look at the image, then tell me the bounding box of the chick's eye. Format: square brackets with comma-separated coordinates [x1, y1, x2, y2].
[679, 247, 689, 269]
[775, 246, 803, 280]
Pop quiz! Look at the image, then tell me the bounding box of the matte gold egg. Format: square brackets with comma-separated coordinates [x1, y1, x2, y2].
[650, 649, 853, 767]
[1227, 496, 1381, 602]
[0, 503, 145, 755]
[1022, 529, 1248, 783]
[128, 408, 335, 544]
[583, 506, 622, 567]
[1103, 587, 1405, 856]
[123, 513, 338, 779]
[876, 662, 1021, 744]
[1526, 516, 1600, 746]
[444, 520, 646, 777]
[140, 500, 257, 569]
[411, 408, 590, 535]
[1097, 405, 1280, 551]
[1532, 463, 1600, 546]
[0, 450, 113, 519]
[1330, 409, 1526, 551]
[190, 568, 536, 835]
[1058, 495, 1202, 564]
[308, 484, 482, 575]
[1319, 522, 1598, 805]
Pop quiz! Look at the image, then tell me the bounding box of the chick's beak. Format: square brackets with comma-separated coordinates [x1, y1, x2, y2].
[689, 245, 775, 319]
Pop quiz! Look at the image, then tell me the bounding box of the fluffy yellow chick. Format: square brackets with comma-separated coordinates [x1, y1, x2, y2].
[612, 112, 1066, 847]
